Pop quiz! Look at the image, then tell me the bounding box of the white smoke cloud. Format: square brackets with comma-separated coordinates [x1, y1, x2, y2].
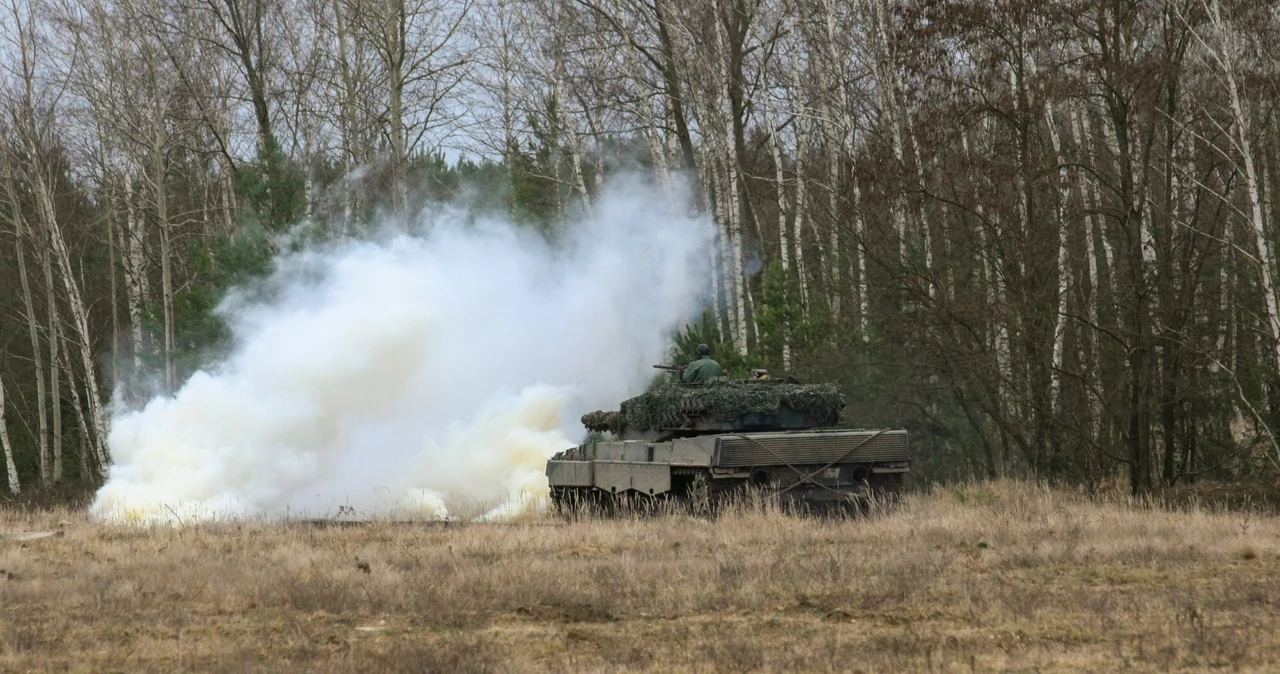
[92, 176, 713, 523]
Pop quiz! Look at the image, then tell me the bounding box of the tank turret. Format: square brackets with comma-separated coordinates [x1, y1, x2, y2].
[580, 378, 845, 441]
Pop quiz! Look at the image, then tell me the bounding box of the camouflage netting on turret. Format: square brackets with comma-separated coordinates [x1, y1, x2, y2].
[581, 410, 622, 434]
[581, 379, 844, 433]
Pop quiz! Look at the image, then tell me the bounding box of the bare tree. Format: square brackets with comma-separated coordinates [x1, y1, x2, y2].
[353, 0, 471, 222]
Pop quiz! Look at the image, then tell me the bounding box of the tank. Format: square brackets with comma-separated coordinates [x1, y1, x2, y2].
[545, 371, 909, 514]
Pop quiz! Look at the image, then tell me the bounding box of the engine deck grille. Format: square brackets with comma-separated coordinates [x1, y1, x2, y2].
[715, 430, 908, 468]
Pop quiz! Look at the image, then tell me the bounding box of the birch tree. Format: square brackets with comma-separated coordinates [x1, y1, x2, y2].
[3, 0, 111, 476]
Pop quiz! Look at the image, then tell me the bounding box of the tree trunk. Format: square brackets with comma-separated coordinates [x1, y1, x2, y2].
[725, 149, 748, 356]
[764, 93, 792, 369]
[0, 375, 18, 494]
[60, 325, 94, 481]
[819, 0, 854, 315]
[43, 223, 59, 488]
[1042, 87, 1072, 420]
[53, 316, 69, 483]
[152, 145, 177, 393]
[697, 143, 723, 328]
[388, 0, 409, 223]
[332, 0, 357, 237]
[792, 105, 811, 313]
[554, 73, 592, 217]
[853, 178, 869, 340]
[124, 172, 147, 371]
[710, 153, 735, 342]
[107, 176, 121, 392]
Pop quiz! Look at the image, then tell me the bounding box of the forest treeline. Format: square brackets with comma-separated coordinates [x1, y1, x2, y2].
[1, 0, 1278, 496]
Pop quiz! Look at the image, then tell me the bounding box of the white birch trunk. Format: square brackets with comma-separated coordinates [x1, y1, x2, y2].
[1041, 83, 1072, 415]
[876, 75, 908, 266]
[1007, 66, 1030, 291]
[726, 153, 748, 356]
[664, 92, 681, 179]
[42, 227, 58, 488]
[1079, 111, 1116, 275]
[124, 172, 147, 370]
[304, 159, 314, 224]
[827, 134, 842, 315]
[387, 4, 409, 225]
[853, 179, 869, 340]
[820, 0, 855, 314]
[1218, 206, 1234, 356]
[793, 112, 812, 312]
[152, 145, 176, 394]
[554, 72, 592, 217]
[764, 94, 792, 369]
[59, 322, 92, 479]
[221, 160, 236, 234]
[711, 155, 737, 344]
[53, 316, 69, 482]
[0, 375, 18, 494]
[565, 125, 591, 216]
[333, 0, 356, 237]
[696, 143, 722, 325]
[107, 175, 120, 389]
[907, 116, 933, 288]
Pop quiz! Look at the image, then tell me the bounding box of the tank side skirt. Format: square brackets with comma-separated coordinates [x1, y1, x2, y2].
[719, 429, 891, 497]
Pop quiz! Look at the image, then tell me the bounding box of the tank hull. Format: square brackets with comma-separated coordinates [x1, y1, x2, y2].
[546, 428, 908, 514]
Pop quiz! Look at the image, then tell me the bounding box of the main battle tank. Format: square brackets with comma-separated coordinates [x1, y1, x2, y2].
[545, 370, 909, 513]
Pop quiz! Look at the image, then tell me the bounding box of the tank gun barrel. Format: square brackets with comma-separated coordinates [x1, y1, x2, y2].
[652, 363, 684, 373]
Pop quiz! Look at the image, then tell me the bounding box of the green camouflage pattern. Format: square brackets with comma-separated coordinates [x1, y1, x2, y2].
[581, 378, 843, 434]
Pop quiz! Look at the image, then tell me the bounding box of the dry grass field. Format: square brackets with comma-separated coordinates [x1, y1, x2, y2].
[2, 480, 1279, 673]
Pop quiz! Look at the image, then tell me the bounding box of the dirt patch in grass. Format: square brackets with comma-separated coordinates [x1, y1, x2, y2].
[2, 480, 1279, 672]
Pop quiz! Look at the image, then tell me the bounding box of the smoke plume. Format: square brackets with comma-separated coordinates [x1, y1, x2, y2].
[92, 177, 713, 522]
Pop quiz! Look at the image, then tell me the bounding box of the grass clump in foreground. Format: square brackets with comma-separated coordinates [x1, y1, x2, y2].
[2, 479, 1279, 673]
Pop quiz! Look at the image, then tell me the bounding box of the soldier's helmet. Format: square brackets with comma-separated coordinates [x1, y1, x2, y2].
[696, 343, 711, 358]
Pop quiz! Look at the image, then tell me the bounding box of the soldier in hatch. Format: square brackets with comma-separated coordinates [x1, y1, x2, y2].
[682, 343, 723, 382]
